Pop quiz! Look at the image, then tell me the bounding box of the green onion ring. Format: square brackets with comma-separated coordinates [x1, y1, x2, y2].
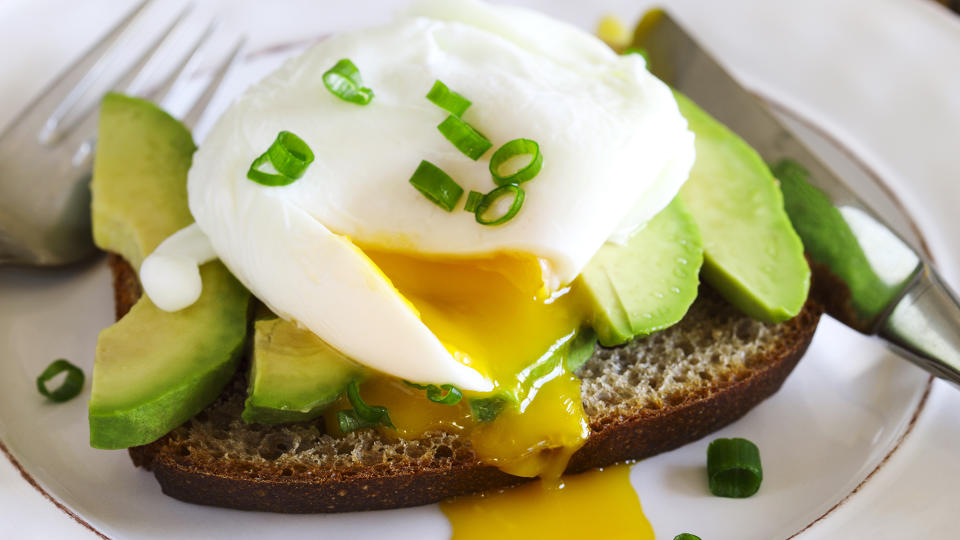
[404, 381, 463, 405]
[408, 160, 464, 211]
[437, 115, 492, 161]
[706, 437, 763, 497]
[474, 184, 525, 226]
[426, 80, 472, 117]
[322, 58, 374, 105]
[673, 534, 701, 540]
[247, 131, 315, 186]
[425, 384, 462, 405]
[36, 359, 84, 402]
[489, 138, 542, 185]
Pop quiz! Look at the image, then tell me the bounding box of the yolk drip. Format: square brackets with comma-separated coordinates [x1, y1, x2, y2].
[440, 464, 655, 540]
[355, 247, 593, 479]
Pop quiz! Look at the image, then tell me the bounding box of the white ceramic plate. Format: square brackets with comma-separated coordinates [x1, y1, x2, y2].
[1, 1, 958, 538]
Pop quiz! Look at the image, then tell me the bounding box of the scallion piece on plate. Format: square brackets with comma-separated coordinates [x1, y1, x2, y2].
[706, 437, 763, 497]
[673, 534, 701, 540]
[36, 359, 84, 402]
[464, 190, 484, 213]
[437, 115, 492, 161]
[489, 138, 542, 185]
[426, 80, 472, 117]
[473, 184, 525, 226]
[247, 131, 315, 186]
[322, 58, 374, 105]
[409, 160, 464, 211]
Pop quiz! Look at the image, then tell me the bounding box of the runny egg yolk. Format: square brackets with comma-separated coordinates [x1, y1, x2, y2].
[333, 246, 594, 479]
[440, 464, 655, 540]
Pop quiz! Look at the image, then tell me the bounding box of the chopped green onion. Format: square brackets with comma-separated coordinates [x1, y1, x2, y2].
[437, 115, 492, 160]
[322, 58, 374, 105]
[489, 138, 542, 185]
[404, 381, 463, 405]
[36, 359, 84, 402]
[469, 396, 510, 423]
[408, 160, 464, 211]
[623, 47, 650, 62]
[464, 190, 483, 213]
[673, 534, 701, 540]
[426, 80, 471, 117]
[247, 131, 315, 186]
[707, 437, 763, 498]
[473, 184, 525, 226]
[337, 381, 394, 433]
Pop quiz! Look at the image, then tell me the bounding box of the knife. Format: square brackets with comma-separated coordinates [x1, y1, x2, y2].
[632, 10, 960, 385]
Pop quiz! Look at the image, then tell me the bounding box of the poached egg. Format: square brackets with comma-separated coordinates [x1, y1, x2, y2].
[144, 0, 694, 405]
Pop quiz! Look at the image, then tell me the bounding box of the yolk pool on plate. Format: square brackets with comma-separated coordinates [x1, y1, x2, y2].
[334, 247, 593, 478]
[440, 464, 655, 540]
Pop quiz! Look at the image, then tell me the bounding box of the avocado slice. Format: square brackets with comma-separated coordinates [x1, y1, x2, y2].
[577, 197, 703, 346]
[242, 317, 365, 424]
[675, 92, 810, 323]
[88, 93, 250, 449]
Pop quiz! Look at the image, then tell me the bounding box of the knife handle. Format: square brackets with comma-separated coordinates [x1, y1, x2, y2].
[880, 265, 960, 384]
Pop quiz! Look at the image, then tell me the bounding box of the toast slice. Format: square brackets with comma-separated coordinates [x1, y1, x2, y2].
[112, 255, 822, 513]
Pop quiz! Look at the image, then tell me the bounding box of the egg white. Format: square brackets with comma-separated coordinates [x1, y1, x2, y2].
[183, 0, 694, 390]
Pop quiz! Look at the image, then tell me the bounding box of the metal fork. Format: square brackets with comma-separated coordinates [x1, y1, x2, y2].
[0, 0, 245, 267]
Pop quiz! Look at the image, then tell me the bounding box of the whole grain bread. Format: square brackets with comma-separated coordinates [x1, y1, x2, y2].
[110, 254, 822, 513]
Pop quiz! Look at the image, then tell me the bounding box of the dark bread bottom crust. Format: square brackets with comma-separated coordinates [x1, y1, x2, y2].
[111, 255, 822, 513]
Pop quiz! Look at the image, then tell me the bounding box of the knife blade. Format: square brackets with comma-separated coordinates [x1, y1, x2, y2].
[632, 9, 960, 385]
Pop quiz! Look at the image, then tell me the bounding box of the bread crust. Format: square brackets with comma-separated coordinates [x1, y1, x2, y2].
[111, 254, 821, 513]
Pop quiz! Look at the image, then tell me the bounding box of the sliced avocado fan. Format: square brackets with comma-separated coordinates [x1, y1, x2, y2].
[89, 93, 250, 449]
[675, 92, 810, 323]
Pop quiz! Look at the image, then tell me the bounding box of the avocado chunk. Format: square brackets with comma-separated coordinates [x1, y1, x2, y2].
[577, 197, 703, 346]
[242, 317, 365, 424]
[88, 93, 250, 449]
[91, 94, 196, 270]
[675, 92, 810, 323]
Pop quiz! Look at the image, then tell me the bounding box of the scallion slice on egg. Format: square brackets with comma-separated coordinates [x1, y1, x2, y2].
[426, 80, 472, 117]
[437, 115, 492, 161]
[246, 130, 315, 186]
[408, 160, 465, 211]
[464, 190, 484, 213]
[322, 58, 375, 105]
[474, 184, 525, 226]
[489, 138, 542, 185]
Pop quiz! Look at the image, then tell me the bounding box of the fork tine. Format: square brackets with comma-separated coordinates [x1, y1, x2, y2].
[181, 36, 247, 130]
[124, 6, 202, 98]
[41, 4, 193, 145]
[147, 20, 218, 104]
[35, 0, 153, 144]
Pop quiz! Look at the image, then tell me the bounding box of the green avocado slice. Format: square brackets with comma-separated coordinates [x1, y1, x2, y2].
[242, 317, 365, 424]
[88, 93, 250, 449]
[675, 92, 810, 323]
[577, 197, 704, 346]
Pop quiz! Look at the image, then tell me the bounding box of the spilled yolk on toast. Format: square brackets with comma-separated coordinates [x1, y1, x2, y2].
[325, 247, 593, 480]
